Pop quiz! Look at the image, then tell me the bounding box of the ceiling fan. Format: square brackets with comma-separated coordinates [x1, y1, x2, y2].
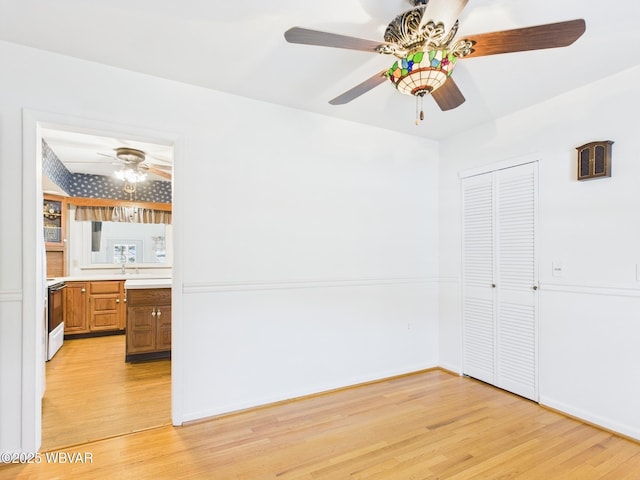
[100, 147, 172, 181]
[97, 147, 172, 198]
[284, 0, 586, 123]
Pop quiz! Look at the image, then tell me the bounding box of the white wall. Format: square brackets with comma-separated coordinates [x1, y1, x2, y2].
[177, 92, 440, 420]
[0, 40, 440, 452]
[438, 65, 640, 439]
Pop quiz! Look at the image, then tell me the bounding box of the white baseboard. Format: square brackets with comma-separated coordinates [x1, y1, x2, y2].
[182, 363, 439, 423]
[539, 395, 640, 441]
[438, 362, 462, 375]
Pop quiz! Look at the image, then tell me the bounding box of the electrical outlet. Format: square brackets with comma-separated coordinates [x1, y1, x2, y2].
[552, 261, 563, 277]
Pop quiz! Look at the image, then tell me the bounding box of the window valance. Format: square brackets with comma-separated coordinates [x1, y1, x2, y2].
[75, 205, 172, 224]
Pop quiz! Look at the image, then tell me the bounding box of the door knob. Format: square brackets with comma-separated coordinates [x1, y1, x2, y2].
[533, 285, 538, 291]
[491, 284, 496, 288]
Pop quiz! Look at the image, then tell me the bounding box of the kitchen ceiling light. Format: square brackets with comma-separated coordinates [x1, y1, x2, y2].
[114, 165, 147, 198]
[113, 147, 148, 198]
[114, 166, 147, 184]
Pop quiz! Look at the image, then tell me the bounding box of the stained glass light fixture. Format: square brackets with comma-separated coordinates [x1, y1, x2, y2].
[385, 49, 457, 124]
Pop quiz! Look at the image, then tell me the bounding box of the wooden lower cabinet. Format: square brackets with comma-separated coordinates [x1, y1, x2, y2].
[64, 280, 125, 335]
[89, 281, 125, 332]
[64, 282, 89, 334]
[126, 288, 171, 362]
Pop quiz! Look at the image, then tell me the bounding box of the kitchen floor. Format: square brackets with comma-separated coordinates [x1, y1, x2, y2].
[41, 334, 171, 450]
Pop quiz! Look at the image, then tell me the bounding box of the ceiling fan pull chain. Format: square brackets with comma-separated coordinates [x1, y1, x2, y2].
[415, 94, 425, 125]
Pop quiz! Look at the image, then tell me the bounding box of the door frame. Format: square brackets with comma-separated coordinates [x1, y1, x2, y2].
[21, 109, 185, 451]
[458, 154, 541, 401]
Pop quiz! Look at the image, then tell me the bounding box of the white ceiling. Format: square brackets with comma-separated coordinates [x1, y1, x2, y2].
[2, 0, 639, 171]
[40, 127, 173, 181]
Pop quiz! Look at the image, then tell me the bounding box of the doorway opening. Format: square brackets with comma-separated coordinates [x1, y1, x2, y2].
[35, 120, 176, 450]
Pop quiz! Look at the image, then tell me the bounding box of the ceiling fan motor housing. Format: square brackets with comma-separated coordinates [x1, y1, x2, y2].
[115, 147, 146, 164]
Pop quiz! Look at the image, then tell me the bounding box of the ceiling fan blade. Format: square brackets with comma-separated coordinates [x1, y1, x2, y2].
[284, 27, 389, 53]
[431, 77, 465, 111]
[146, 166, 172, 180]
[421, 0, 469, 32]
[462, 19, 586, 58]
[329, 71, 388, 105]
[149, 164, 172, 171]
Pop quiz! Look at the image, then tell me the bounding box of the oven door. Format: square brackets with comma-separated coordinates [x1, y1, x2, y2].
[47, 282, 66, 360]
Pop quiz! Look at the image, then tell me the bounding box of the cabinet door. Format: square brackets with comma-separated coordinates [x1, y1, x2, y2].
[154, 305, 172, 352]
[43, 195, 65, 247]
[43, 194, 67, 277]
[90, 293, 121, 331]
[119, 284, 126, 330]
[64, 282, 89, 334]
[89, 281, 125, 332]
[127, 306, 156, 354]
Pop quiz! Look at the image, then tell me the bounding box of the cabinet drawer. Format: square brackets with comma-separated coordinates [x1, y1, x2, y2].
[90, 281, 122, 294]
[127, 288, 171, 306]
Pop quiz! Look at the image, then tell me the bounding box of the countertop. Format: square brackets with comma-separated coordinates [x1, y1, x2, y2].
[46, 274, 171, 289]
[124, 278, 171, 289]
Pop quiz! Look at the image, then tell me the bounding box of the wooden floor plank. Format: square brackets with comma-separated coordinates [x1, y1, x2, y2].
[41, 335, 171, 450]
[4, 369, 640, 479]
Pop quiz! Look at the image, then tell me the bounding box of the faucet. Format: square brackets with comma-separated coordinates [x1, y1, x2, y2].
[121, 262, 126, 274]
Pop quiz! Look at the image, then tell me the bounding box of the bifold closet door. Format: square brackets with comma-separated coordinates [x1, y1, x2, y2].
[461, 172, 495, 385]
[462, 162, 538, 401]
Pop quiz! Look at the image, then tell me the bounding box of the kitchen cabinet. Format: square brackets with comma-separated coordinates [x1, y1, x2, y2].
[89, 281, 126, 332]
[126, 288, 171, 362]
[64, 280, 125, 335]
[43, 194, 67, 277]
[63, 282, 88, 334]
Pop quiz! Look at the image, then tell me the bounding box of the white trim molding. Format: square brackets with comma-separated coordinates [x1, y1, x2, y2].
[540, 395, 640, 442]
[541, 281, 640, 298]
[182, 276, 438, 294]
[0, 290, 22, 303]
[459, 152, 541, 179]
[438, 275, 460, 285]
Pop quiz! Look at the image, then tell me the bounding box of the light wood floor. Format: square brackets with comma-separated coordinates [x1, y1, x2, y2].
[6, 368, 640, 479]
[41, 334, 171, 450]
